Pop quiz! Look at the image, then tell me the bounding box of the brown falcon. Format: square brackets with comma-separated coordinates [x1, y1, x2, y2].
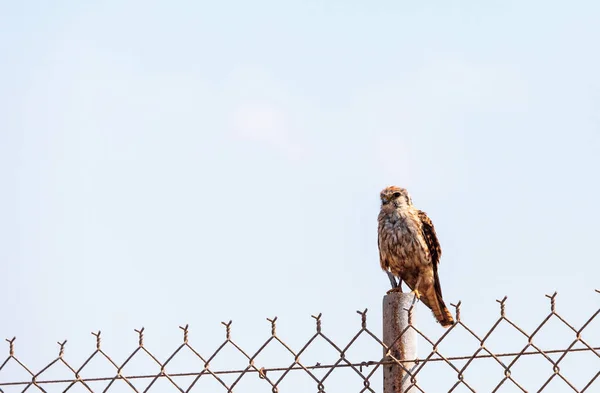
[378, 186, 454, 327]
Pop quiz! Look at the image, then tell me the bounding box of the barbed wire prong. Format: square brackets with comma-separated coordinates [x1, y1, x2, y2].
[356, 308, 368, 328]
[403, 304, 415, 326]
[5, 337, 15, 356]
[179, 324, 189, 343]
[311, 313, 322, 333]
[545, 292, 558, 313]
[451, 301, 462, 322]
[134, 327, 145, 347]
[91, 331, 101, 350]
[57, 340, 67, 357]
[221, 320, 232, 340]
[496, 296, 508, 317]
[266, 317, 278, 336]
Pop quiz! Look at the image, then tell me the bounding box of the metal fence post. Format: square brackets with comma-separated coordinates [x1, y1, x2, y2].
[383, 292, 418, 393]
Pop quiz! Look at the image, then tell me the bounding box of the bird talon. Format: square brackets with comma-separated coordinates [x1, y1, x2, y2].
[411, 289, 421, 300]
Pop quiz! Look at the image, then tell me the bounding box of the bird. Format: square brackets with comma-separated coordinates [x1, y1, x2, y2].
[377, 186, 454, 327]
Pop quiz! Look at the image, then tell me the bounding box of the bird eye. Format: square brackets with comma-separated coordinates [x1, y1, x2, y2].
[392, 192, 401, 198]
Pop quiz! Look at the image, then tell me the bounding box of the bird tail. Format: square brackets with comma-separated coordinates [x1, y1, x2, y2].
[421, 273, 454, 328]
[430, 292, 454, 328]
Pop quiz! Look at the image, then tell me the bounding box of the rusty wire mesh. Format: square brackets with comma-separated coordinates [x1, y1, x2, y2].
[1, 290, 598, 393]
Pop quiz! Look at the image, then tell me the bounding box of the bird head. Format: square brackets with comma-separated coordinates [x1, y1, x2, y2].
[380, 186, 412, 208]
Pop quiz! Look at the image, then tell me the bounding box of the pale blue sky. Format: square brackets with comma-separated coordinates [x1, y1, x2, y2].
[1, 1, 599, 391]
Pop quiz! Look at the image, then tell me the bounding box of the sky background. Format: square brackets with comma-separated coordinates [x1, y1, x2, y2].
[1, 1, 599, 392]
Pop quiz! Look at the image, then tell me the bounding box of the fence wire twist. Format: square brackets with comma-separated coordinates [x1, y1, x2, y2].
[1, 290, 599, 392]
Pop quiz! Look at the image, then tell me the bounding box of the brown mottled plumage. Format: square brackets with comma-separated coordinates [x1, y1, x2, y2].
[377, 186, 454, 327]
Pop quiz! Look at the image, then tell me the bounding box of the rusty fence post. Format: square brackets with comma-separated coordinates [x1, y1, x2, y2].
[383, 292, 418, 393]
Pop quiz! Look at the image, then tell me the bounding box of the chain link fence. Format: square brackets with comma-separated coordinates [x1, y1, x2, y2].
[1, 290, 598, 392]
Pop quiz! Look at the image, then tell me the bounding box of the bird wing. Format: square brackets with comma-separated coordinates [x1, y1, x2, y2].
[417, 209, 453, 327]
[417, 210, 442, 265]
[377, 232, 387, 271]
